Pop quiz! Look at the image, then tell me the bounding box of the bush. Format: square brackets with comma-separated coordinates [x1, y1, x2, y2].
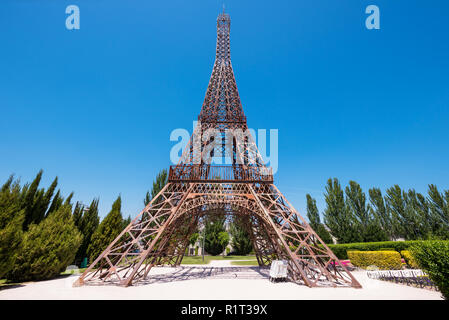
[7, 205, 82, 282]
[401, 250, 419, 269]
[347, 250, 402, 270]
[194, 246, 199, 256]
[410, 241, 449, 299]
[325, 240, 426, 259]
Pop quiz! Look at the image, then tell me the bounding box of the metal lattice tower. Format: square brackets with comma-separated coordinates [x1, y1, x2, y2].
[74, 12, 361, 289]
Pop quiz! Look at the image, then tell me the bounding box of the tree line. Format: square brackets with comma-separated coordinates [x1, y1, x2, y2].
[0, 170, 132, 282]
[306, 178, 449, 244]
[2, 169, 447, 282]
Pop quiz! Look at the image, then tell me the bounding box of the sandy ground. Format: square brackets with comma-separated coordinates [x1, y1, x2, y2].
[0, 261, 443, 300]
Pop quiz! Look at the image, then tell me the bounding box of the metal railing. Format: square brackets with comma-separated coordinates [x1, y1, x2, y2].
[367, 269, 436, 289]
[168, 164, 273, 183]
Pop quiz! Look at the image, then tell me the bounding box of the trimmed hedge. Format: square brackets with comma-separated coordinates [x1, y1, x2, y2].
[347, 250, 402, 270]
[400, 250, 419, 269]
[410, 241, 449, 300]
[325, 241, 425, 259]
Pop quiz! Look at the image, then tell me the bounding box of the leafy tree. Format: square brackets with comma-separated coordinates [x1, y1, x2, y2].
[204, 217, 229, 255]
[144, 169, 168, 206]
[7, 204, 82, 282]
[75, 198, 100, 262]
[229, 221, 252, 255]
[323, 178, 361, 243]
[427, 184, 449, 239]
[385, 185, 407, 239]
[305, 194, 332, 244]
[385, 185, 431, 240]
[345, 181, 387, 242]
[368, 188, 392, 239]
[87, 196, 123, 262]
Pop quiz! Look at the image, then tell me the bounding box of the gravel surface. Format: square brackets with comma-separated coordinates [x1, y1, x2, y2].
[0, 267, 443, 300]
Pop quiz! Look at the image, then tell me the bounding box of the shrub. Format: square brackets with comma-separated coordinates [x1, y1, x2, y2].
[325, 240, 426, 259]
[194, 246, 199, 256]
[7, 205, 82, 282]
[410, 241, 449, 299]
[401, 250, 419, 269]
[347, 250, 402, 270]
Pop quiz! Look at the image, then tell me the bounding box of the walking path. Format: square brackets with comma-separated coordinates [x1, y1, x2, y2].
[0, 268, 443, 300]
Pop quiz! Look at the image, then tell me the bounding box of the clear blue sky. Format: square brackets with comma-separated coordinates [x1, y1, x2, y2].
[1, 0, 448, 221]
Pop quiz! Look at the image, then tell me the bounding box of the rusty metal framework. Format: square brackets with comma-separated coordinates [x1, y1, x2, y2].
[74, 12, 361, 289]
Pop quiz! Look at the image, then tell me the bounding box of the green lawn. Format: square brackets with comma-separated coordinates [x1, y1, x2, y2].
[181, 255, 257, 265]
[60, 267, 87, 275]
[230, 260, 259, 266]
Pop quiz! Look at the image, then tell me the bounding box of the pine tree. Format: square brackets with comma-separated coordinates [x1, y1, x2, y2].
[305, 194, 332, 244]
[87, 196, 123, 263]
[7, 204, 82, 282]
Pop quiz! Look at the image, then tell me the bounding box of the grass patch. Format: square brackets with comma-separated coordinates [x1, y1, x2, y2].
[230, 260, 259, 266]
[60, 268, 87, 275]
[181, 255, 257, 265]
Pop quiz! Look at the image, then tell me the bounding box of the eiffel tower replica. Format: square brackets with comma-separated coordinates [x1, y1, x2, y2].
[74, 11, 361, 288]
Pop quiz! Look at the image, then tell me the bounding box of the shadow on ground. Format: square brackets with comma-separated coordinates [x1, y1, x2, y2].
[133, 266, 271, 286]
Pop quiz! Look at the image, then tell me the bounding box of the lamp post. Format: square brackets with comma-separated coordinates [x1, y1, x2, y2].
[202, 223, 205, 263]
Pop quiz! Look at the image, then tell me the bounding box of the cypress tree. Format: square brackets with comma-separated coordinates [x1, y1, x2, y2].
[0, 178, 24, 278]
[47, 189, 64, 215]
[75, 198, 100, 262]
[72, 201, 84, 228]
[7, 204, 82, 282]
[306, 194, 332, 244]
[229, 221, 252, 255]
[204, 216, 229, 255]
[87, 196, 123, 263]
[144, 169, 168, 206]
[22, 170, 43, 230]
[122, 215, 131, 230]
